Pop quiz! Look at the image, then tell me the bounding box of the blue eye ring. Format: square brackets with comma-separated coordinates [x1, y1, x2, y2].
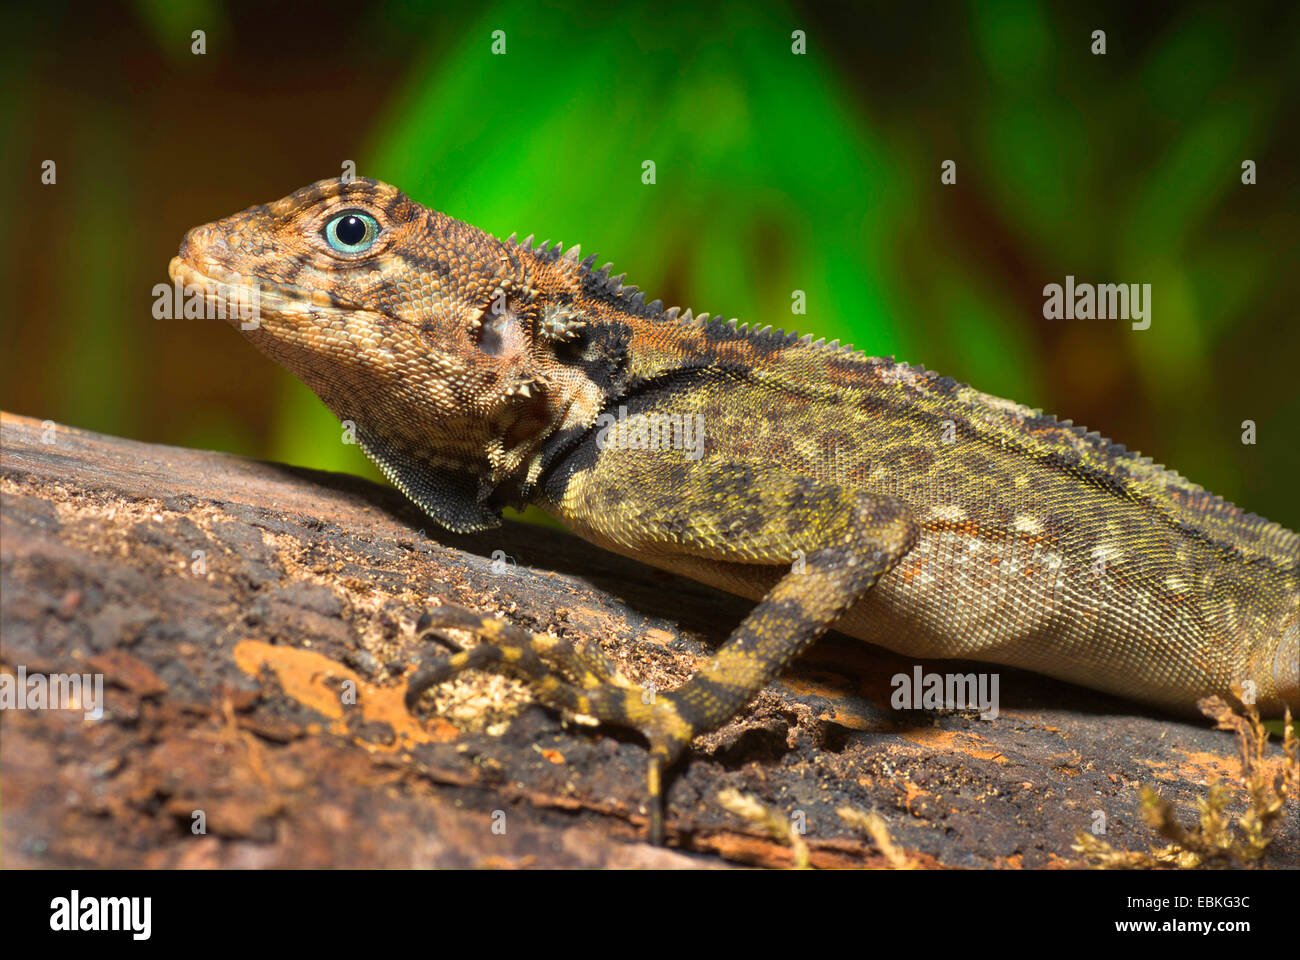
[323, 210, 380, 254]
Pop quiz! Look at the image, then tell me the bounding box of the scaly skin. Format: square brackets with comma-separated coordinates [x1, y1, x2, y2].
[170, 177, 1299, 842]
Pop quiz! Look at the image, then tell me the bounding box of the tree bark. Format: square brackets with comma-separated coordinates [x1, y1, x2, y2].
[2, 412, 1294, 868]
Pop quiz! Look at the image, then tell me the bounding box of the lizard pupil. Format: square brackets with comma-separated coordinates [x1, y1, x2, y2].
[337, 216, 366, 244]
[324, 211, 379, 254]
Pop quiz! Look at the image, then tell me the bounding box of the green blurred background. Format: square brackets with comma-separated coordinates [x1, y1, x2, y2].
[3, 0, 1298, 528]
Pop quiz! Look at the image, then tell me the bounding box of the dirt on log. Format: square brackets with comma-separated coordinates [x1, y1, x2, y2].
[1, 411, 1295, 868]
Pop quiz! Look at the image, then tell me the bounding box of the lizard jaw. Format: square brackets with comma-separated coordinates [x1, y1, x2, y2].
[166, 256, 374, 332]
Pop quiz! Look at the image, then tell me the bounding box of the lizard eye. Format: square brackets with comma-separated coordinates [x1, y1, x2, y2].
[323, 210, 380, 254]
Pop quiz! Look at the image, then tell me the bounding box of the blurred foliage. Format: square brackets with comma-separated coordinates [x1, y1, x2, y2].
[3, 0, 1298, 527]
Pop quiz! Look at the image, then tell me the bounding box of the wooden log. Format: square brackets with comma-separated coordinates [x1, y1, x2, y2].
[2, 412, 1294, 867]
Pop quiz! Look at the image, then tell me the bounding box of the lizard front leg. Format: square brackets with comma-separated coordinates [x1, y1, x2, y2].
[409, 461, 917, 843]
[587, 462, 919, 843]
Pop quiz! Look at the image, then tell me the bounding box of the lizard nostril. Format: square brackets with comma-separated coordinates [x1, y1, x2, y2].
[179, 223, 228, 261]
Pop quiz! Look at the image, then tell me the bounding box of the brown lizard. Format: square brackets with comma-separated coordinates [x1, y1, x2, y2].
[170, 176, 1299, 842]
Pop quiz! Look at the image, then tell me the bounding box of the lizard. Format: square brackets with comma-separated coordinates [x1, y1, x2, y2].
[169, 176, 1299, 844]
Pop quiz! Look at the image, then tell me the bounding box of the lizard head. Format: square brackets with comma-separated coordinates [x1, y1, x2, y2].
[169, 176, 611, 532]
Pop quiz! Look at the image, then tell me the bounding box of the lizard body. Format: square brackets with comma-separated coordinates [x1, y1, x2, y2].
[171, 177, 1299, 842]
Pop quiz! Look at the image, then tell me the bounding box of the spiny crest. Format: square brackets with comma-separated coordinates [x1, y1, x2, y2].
[695, 312, 873, 361]
[502, 227, 898, 368]
[500, 227, 651, 319]
[503, 231, 570, 265]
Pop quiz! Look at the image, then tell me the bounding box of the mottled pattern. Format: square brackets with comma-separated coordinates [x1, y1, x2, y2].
[172, 177, 1298, 839]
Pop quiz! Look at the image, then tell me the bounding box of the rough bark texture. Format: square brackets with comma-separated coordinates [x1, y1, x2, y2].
[2, 411, 1295, 868]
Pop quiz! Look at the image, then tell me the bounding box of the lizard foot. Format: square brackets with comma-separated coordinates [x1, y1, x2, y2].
[406, 604, 627, 694]
[404, 603, 694, 844]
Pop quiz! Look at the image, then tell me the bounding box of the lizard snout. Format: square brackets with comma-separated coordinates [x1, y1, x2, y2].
[177, 222, 230, 265]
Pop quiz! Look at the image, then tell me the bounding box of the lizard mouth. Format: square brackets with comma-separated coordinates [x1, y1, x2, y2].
[166, 256, 370, 326]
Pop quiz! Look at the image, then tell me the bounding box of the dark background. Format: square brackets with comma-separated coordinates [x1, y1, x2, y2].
[3, 0, 1298, 528]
